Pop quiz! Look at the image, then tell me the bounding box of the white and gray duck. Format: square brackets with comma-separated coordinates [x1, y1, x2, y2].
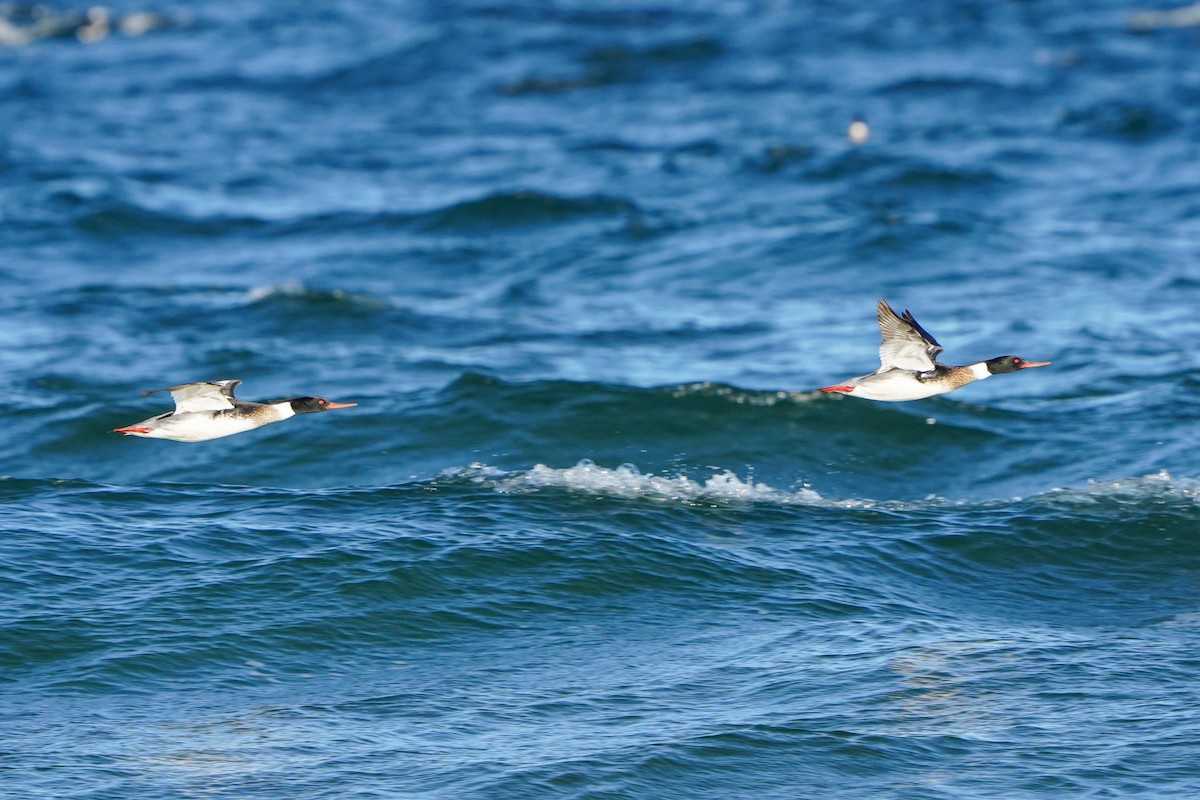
[113, 379, 357, 442]
[819, 299, 1050, 401]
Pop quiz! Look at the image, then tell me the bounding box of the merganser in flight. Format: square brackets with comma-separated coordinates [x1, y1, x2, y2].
[113, 379, 357, 442]
[819, 299, 1050, 401]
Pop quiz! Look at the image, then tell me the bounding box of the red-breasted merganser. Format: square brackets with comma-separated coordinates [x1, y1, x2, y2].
[113, 379, 357, 442]
[819, 299, 1050, 402]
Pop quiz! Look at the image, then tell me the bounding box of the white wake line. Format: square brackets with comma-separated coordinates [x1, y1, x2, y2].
[441, 462, 1200, 510]
[445, 460, 901, 509]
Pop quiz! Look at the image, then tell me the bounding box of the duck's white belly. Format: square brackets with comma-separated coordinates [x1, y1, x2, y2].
[845, 368, 982, 402]
[141, 406, 291, 442]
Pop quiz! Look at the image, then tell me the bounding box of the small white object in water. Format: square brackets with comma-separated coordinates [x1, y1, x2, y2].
[120, 11, 168, 36]
[847, 118, 870, 145]
[77, 6, 110, 43]
[1130, 2, 1200, 30]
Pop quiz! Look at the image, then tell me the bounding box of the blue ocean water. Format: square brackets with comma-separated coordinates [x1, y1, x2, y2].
[3, 1, 1200, 797]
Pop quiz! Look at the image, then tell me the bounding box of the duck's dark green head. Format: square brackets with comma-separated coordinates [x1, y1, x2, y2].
[288, 396, 358, 414]
[984, 356, 1051, 375]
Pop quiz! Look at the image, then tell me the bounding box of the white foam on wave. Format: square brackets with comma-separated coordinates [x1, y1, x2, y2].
[245, 281, 308, 303]
[243, 282, 390, 309]
[445, 459, 827, 506]
[666, 381, 820, 406]
[441, 463, 1200, 512]
[1040, 470, 1200, 505]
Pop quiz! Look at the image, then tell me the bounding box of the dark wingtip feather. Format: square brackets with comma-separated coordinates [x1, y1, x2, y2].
[900, 308, 942, 349]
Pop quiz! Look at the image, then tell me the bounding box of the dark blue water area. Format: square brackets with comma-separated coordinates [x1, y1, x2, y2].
[3, 1, 1200, 797]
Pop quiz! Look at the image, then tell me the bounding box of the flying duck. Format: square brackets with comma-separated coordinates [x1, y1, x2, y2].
[113, 379, 357, 442]
[819, 299, 1050, 401]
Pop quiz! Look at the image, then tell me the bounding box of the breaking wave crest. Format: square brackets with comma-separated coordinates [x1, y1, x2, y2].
[437, 461, 1200, 514]
[443, 459, 827, 506]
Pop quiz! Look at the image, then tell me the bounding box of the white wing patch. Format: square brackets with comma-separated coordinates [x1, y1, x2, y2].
[876, 299, 944, 372]
[144, 379, 242, 413]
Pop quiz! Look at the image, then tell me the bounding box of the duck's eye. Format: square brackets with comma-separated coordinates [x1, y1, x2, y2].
[1012, 358, 1022, 365]
[318, 399, 327, 405]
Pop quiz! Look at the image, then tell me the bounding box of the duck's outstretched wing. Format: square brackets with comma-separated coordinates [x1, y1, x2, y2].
[876, 299, 943, 371]
[143, 379, 242, 413]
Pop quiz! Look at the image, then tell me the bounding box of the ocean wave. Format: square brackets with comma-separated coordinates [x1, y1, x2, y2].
[39, 281, 441, 342]
[146, 467, 1200, 511]
[664, 381, 817, 406]
[1039, 470, 1200, 507]
[876, 163, 1003, 191]
[235, 281, 458, 340]
[64, 193, 268, 238]
[439, 460, 893, 509]
[42, 181, 535, 240]
[745, 142, 817, 174]
[879, 75, 1034, 96]
[1058, 100, 1179, 141]
[416, 190, 640, 230]
[442, 373, 841, 413]
[509, 460, 823, 505]
[13, 466, 1198, 529]
[436, 461, 1200, 516]
[242, 282, 392, 311]
[499, 37, 725, 95]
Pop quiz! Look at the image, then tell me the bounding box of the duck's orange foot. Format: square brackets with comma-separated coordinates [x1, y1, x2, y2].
[819, 385, 855, 394]
[113, 426, 152, 435]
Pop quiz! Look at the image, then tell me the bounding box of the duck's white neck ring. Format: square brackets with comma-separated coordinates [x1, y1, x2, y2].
[270, 400, 297, 420]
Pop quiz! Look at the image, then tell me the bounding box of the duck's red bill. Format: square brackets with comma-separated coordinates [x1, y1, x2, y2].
[1019, 361, 1052, 368]
[325, 402, 358, 409]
